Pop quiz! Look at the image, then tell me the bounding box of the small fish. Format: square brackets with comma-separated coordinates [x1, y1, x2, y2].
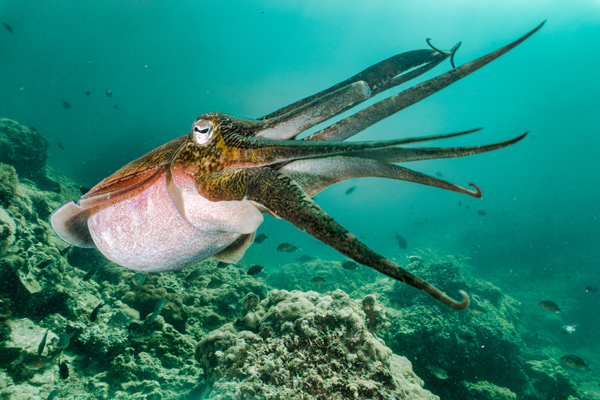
[207, 277, 223, 289]
[456, 331, 475, 345]
[560, 355, 588, 369]
[57, 331, 75, 349]
[154, 297, 167, 313]
[435, 171, 443, 177]
[38, 328, 49, 355]
[36, 259, 56, 269]
[341, 261, 358, 270]
[277, 243, 300, 253]
[458, 201, 462, 208]
[79, 186, 92, 195]
[85, 90, 91, 96]
[185, 269, 202, 282]
[561, 325, 576, 334]
[395, 234, 407, 249]
[131, 272, 146, 288]
[216, 261, 229, 269]
[466, 204, 470, 209]
[247, 265, 264, 275]
[345, 186, 357, 195]
[61, 100, 71, 109]
[83, 264, 104, 281]
[59, 246, 71, 256]
[109, 312, 131, 328]
[427, 365, 449, 380]
[145, 310, 161, 325]
[47, 389, 58, 400]
[254, 233, 269, 244]
[56, 141, 65, 151]
[113, 105, 119, 109]
[90, 302, 104, 322]
[311, 277, 326, 285]
[22, 354, 50, 370]
[29, 126, 38, 132]
[59, 361, 69, 379]
[468, 304, 487, 315]
[477, 210, 487, 216]
[105, 89, 112, 97]
[585, 285, 599, 293]
[2, 22, 13, 33]
[539, 300, 560, 313]
[296, 255, 314, 262]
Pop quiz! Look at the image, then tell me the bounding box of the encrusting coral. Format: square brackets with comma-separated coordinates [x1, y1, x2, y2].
[196, 289, 437, 400]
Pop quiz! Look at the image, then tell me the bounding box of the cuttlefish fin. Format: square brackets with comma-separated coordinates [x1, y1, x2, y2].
[261, 45, 454, 121]
[212, 232, 256, 263]
[281, 157, 481, 198]
[50, 201, 95, 248]
[196, 167, 469, 310]
[306, 21, 545, 142]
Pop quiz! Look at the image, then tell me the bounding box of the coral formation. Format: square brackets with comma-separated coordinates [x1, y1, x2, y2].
[197, 289, 437, 399]
[0, 119, 58, 191]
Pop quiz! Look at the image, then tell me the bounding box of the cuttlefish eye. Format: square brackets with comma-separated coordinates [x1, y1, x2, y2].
[191, 119, 214, 145]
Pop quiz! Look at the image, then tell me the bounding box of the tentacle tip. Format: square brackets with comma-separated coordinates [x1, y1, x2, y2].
[452, 290, 470, 310]
[450, 41, 461, 69]
[468, 183, 482, 198]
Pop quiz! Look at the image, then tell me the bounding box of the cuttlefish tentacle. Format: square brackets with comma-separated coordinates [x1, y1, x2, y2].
[427, 38, 461, 68]
[348, 131, 529, 163]
[281, 132, 527, 197]
[260, 45, 455, 123]
[281, 157, 482, 198]
[256, 81, 371, 140]
[195, 167, 469, 310]
[306, 21, 545, 143]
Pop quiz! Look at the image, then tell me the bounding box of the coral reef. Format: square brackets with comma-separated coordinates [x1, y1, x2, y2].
[0, 119, 58, 191]
[196, 289, 436, 400]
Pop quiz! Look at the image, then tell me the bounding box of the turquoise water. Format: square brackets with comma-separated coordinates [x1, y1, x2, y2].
[1, 1, 599, 399]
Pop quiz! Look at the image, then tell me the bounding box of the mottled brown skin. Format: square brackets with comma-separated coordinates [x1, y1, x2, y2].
[71, 23, 544, 309]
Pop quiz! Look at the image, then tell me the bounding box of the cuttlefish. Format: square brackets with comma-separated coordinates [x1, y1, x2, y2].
[51, 23, 544, 310]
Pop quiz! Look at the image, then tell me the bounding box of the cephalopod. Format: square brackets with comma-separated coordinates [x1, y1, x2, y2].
[51, 22, 544, 310]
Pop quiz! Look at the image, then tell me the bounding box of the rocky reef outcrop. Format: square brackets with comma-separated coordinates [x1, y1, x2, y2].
[196, 289, 436, 399]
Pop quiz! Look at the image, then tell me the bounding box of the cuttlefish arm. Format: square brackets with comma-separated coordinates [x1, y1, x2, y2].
[260, 42, 458, 124]
[195, 167, 469, 310]
[305, 21, 545, 142]
[282, 157, 482, 198]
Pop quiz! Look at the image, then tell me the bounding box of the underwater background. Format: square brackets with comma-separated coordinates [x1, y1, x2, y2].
[1, 0, 599, 399]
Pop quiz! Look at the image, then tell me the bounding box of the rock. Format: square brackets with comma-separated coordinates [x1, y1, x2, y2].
[0, 163, 18, 207]
[460, 380, 517, 400]
[0, 119, 58, 191]
[0, 207, 16, 254]
[197, 289, 438, 400]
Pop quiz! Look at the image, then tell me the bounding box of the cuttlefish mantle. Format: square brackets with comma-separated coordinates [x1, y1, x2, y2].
[51, 22, 545, 310]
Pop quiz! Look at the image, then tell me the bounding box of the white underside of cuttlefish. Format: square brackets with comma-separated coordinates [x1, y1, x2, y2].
[51, 22, 545, 309]
[87, 173, 262, 272]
